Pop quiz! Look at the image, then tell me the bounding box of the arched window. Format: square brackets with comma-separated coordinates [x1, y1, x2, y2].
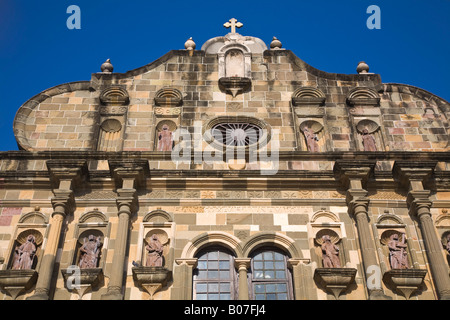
[250, 248, 293, 300]
[193, 247, 237, 300]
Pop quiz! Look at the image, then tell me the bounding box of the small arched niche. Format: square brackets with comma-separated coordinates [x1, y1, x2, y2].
[225, 49, 245, 78]
[142, 229, 170, 268]
[155, 120, 177, 152]
[136, 210, 174, 269]
[97, 118, 123, 152]
[355, 119, 385, 151]
[74, 230, 105, 269]
[218, 44, 251, 79]
[299, 120, 325, 152]
[8, 229, 44, 271]
[72, 209, 109, 269]
[380, 229, 412, 270]
[217, 44, 252, 97]
[314, 229, 344, 268]
[309, 210, 350, 268]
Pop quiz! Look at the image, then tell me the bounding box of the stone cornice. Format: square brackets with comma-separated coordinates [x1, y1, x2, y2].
[1, 150, 449, 162]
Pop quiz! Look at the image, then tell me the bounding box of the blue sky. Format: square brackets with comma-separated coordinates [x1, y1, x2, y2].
[0, 0, 449, 151]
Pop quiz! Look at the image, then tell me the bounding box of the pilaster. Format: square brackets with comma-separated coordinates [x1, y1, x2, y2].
[334, 160, 391, 300]
[393, 161, 450, 300]
[27, 160, 88, 300]
[101, 159, 149, 300]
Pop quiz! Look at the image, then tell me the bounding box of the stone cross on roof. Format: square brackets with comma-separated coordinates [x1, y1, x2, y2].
[224, 18, 243, 34]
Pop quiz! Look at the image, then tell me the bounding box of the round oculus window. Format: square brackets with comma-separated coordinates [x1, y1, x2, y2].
[211, 123, 262, 147]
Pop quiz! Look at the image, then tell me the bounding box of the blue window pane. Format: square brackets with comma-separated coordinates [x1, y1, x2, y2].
[208, 271, 219, 279]
[254, 261, 264, 269]
[196, 294, 208, 300]
[196, 283, 207, 293]
[218, 251, 229, 259]
[197, 261, 207, 269]
[254, 271, 264, 279]
[254, 284, 265, 293]
[275, 261, 285, 270]
[264, 261, 274, 269]
[208, 283, 219, 293]
[255, 294, 266, 300]
[220, 283, 231, 292]
[277, 293, 288, 300]
[209, 261, 219, 269]
[267, 293, 276, 300]
[266, 284, 276, 293]
[219, 261, 229, 270]
[196, 270, 207, 279]
[276, 271, 286, 279]
[208, 251, 218, 260]
[265, 271, 274, 279]
[254, 253, 263, 261]
[263, 252, 273, 260]
[220, 293, 231, 300]
[276, 283, 287, 292]
[209, 294, 220, 300]
[273, 252, 284, 261]
[220, 270, 230, 279]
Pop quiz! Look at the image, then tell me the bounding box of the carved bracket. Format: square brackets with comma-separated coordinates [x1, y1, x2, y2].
[383, 269, 427, 299]
[219, 77, 251, 97]
[0, 270, 38, 300]
[314, 268, 357, 300]
[132, 267, 172, 300]
[61, 268, 104, 300]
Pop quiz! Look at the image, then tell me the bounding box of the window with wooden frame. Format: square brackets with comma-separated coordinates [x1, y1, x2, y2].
[193, 247, 238, 300]
[250, 248, 293, 300]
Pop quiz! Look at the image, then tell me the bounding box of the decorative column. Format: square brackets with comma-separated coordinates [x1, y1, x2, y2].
[235, 258, 251, 300]
[393, 161, 450, 300]
[28, 160, 88, 300]
[101, 160, 149, 300]
[334, 160, 391, 300]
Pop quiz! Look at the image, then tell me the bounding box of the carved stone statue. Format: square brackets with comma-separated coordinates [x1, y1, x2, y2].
[157, 125, 173, 151]
[303, 127, 319, 152]
[79, 235, 102, 269]
[361, 129, 377, 151]
[145, 234, 164, 267]
[388, 233, 409, 269]
[321, 235, 341, 268]
[12, 235, 37, 270]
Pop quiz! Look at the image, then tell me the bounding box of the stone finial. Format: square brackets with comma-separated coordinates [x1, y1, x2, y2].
[270, 37, 282, 50]
[356, 61, 370, 74]
[184, 37, 196, 51]
[101, 59, 114, 73]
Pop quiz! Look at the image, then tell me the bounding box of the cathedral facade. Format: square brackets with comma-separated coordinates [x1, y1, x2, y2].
[0, 20, 449, 300]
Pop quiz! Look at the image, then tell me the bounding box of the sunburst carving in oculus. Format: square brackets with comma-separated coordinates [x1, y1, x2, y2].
[211, 123, 262, 147]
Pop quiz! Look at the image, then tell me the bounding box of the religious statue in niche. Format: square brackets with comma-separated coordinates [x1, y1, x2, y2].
[321, 235, 341, 268]
[11, 235, 37, 270]
[361, 129, 377, 151]
[78, 235, 102, 269]
[303, 127, 319, 152]
[387, 233, 409, 269]
[157, 125, 174, 151]
[145, 234, 164, 267]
